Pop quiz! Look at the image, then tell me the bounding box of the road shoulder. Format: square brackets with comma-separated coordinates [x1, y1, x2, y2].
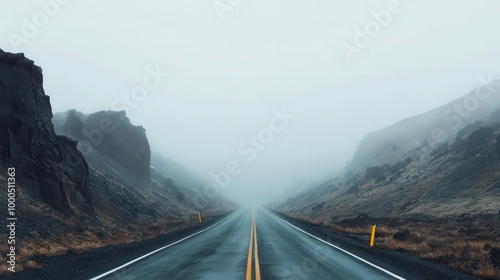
[272, 210, 484, 280]
[4, 212, 234, 280]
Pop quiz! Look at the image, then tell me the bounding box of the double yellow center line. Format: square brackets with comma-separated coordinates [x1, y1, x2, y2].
[246, 209, 261, 280]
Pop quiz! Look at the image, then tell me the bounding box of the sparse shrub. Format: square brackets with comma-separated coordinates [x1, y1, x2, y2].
[311, 203, 324, 211]
[393, 230, 410, 241]
[483, 244, 492, 252]
[24, 261, 41, 269]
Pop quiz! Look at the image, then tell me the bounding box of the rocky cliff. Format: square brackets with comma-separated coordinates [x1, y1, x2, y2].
[347, 80, 500, 173]
[0, 50, 91, 215]
[279, 82, 500, 221]
[0, 50, 233, 275]
[277, 90, 500, 278]
[280, 112, 500, 221]
[150, 152, 206, 190]
[54, 109, 151, 182]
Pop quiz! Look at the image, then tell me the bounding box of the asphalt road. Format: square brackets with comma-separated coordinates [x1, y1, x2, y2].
[90, 207, 406, 280]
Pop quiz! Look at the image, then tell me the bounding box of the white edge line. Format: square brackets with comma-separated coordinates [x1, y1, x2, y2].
[90, 210, 239, 280]
[267, 209, 406, 280]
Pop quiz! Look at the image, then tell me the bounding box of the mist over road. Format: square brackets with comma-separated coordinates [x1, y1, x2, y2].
[91, 207, 406, 280]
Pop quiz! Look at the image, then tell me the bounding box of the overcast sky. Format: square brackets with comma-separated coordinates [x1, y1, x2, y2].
[1, 1, 500, 203]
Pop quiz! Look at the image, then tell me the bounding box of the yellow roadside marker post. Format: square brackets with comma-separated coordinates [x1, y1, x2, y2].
[370, 225, 377, 247]
[198, 212, 202, 223]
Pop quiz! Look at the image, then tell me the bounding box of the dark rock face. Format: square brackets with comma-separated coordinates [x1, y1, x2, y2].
[0, 51, 92, 214]
[450, 136, 467, 153]
[54, 110, 151, 182]
[495, 135, 500, 159]
[162, 178, 185, 201]
[489, 109, 500, 123]
[490, 247, 500, 268]
[457, 121, 483, 138]
[348, 80, 500, 173]
[364, 167, 385, 180]
[60, 109, 86, 140]
[465, 127, 494, 159]
[393, 231, 411, 241]
[430, 143, 449, 159]
[311, 202, 324, 211]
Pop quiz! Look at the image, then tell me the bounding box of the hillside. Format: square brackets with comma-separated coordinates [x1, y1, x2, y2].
[279, 81, 500, 220]
[150, 152, 207, 191]
[0, 50, 233, 274]
[347, 80, 500, 173]
[277, 82, 500, 278]
[280, 116, 500, 220]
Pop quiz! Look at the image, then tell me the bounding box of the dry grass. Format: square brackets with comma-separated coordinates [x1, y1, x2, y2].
[0, 255, 8, 276]
[0, 265, 11, 277]
[0, 253, 40, 275]
[334, 226, 499, 278]
[23, 260, 41, 269]
[0, 172, 231, 275]
[20, 241, 68, 257]
[0, 159, 233, 276]
[282, 212, 500, 279]
[0, 216, 203, 275]
[382, 235, 500, 279]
